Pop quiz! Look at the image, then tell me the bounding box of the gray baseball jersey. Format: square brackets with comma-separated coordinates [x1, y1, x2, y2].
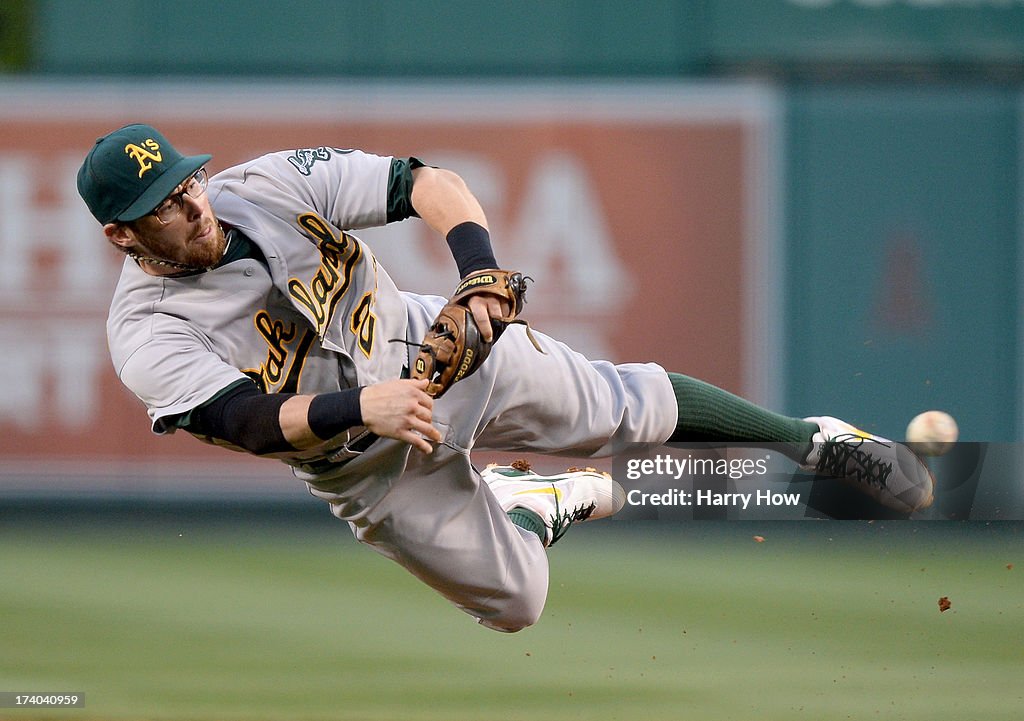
[106, 146, 677, 630]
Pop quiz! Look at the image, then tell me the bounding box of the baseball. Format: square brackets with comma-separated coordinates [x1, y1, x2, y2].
[905, 411, 958, 456]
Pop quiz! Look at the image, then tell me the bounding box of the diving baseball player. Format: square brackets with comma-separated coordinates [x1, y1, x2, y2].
[78, 124, 934, 632]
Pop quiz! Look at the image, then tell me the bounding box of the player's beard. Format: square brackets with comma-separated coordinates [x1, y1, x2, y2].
[133, 220, 227, 272]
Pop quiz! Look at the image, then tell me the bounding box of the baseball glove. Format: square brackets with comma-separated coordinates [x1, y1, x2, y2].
[411, 269, 541, 397]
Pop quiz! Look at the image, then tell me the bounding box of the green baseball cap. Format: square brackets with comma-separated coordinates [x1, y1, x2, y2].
[77, 123, 212, 224]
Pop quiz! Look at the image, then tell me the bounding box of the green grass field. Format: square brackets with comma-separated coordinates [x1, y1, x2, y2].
[1, 504, 1021, 721]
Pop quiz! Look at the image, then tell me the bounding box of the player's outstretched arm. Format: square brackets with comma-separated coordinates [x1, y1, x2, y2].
[183, 380, 442, 456]
[408, 166, 516, 342]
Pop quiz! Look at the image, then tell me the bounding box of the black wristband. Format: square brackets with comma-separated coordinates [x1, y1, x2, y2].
[307, 388, 363, 440]
[446, 221, 498, 278]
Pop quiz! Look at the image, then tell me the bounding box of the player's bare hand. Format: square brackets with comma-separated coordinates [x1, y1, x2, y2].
[466, 293, 510, 343]
[360, 379, 442, 454]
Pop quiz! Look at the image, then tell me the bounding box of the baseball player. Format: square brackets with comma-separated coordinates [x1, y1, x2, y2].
[78, 124, 933, 632]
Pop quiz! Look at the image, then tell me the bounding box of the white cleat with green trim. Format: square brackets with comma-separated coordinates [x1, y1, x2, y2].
[481, 461, 626, 546]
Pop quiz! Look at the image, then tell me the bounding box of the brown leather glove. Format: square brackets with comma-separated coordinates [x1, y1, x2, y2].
[411, 269, 538, 398]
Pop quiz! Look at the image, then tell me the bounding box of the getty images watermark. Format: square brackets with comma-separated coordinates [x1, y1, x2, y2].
[624, 453, 799, 511]
[611, 442, 1024, 521]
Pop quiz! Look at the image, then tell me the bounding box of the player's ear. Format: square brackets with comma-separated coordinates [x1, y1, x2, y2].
[104, 222, 136, 251]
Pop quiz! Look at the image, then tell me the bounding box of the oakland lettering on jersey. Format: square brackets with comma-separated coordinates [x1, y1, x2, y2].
[288, 212, 362, 336]
[253, 310, 296, 385]
[243, 310, 316, 393]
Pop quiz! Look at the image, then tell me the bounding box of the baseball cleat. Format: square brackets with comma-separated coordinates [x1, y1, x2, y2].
[801, 416, 934, 513]
[481, 460, 626, 546]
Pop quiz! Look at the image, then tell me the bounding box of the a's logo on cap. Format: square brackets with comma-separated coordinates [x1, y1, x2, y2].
[124, 138, 163, 178]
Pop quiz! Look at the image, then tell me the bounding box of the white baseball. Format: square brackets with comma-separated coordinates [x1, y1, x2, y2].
[905, 411, 959, 456]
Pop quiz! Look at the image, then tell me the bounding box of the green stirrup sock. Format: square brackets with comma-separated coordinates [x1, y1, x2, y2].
[667, 372, 817, 462]
[507, 508, 547, 544]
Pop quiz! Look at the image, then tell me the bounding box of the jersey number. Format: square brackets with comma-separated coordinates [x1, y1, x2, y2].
[351, 293, 377, 358]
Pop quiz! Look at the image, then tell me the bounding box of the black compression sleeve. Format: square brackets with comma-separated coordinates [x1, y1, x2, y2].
[184, 382, 293, 455]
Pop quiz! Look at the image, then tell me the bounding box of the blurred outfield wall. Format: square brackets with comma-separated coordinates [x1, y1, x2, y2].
[0, 81, 781, 490]
[0, 1, 1022, 494]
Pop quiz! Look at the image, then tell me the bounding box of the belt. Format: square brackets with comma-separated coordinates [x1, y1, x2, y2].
[295, 429, 380, 475]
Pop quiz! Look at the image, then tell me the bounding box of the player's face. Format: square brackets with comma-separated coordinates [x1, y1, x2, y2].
[113, 175, 227, 273]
